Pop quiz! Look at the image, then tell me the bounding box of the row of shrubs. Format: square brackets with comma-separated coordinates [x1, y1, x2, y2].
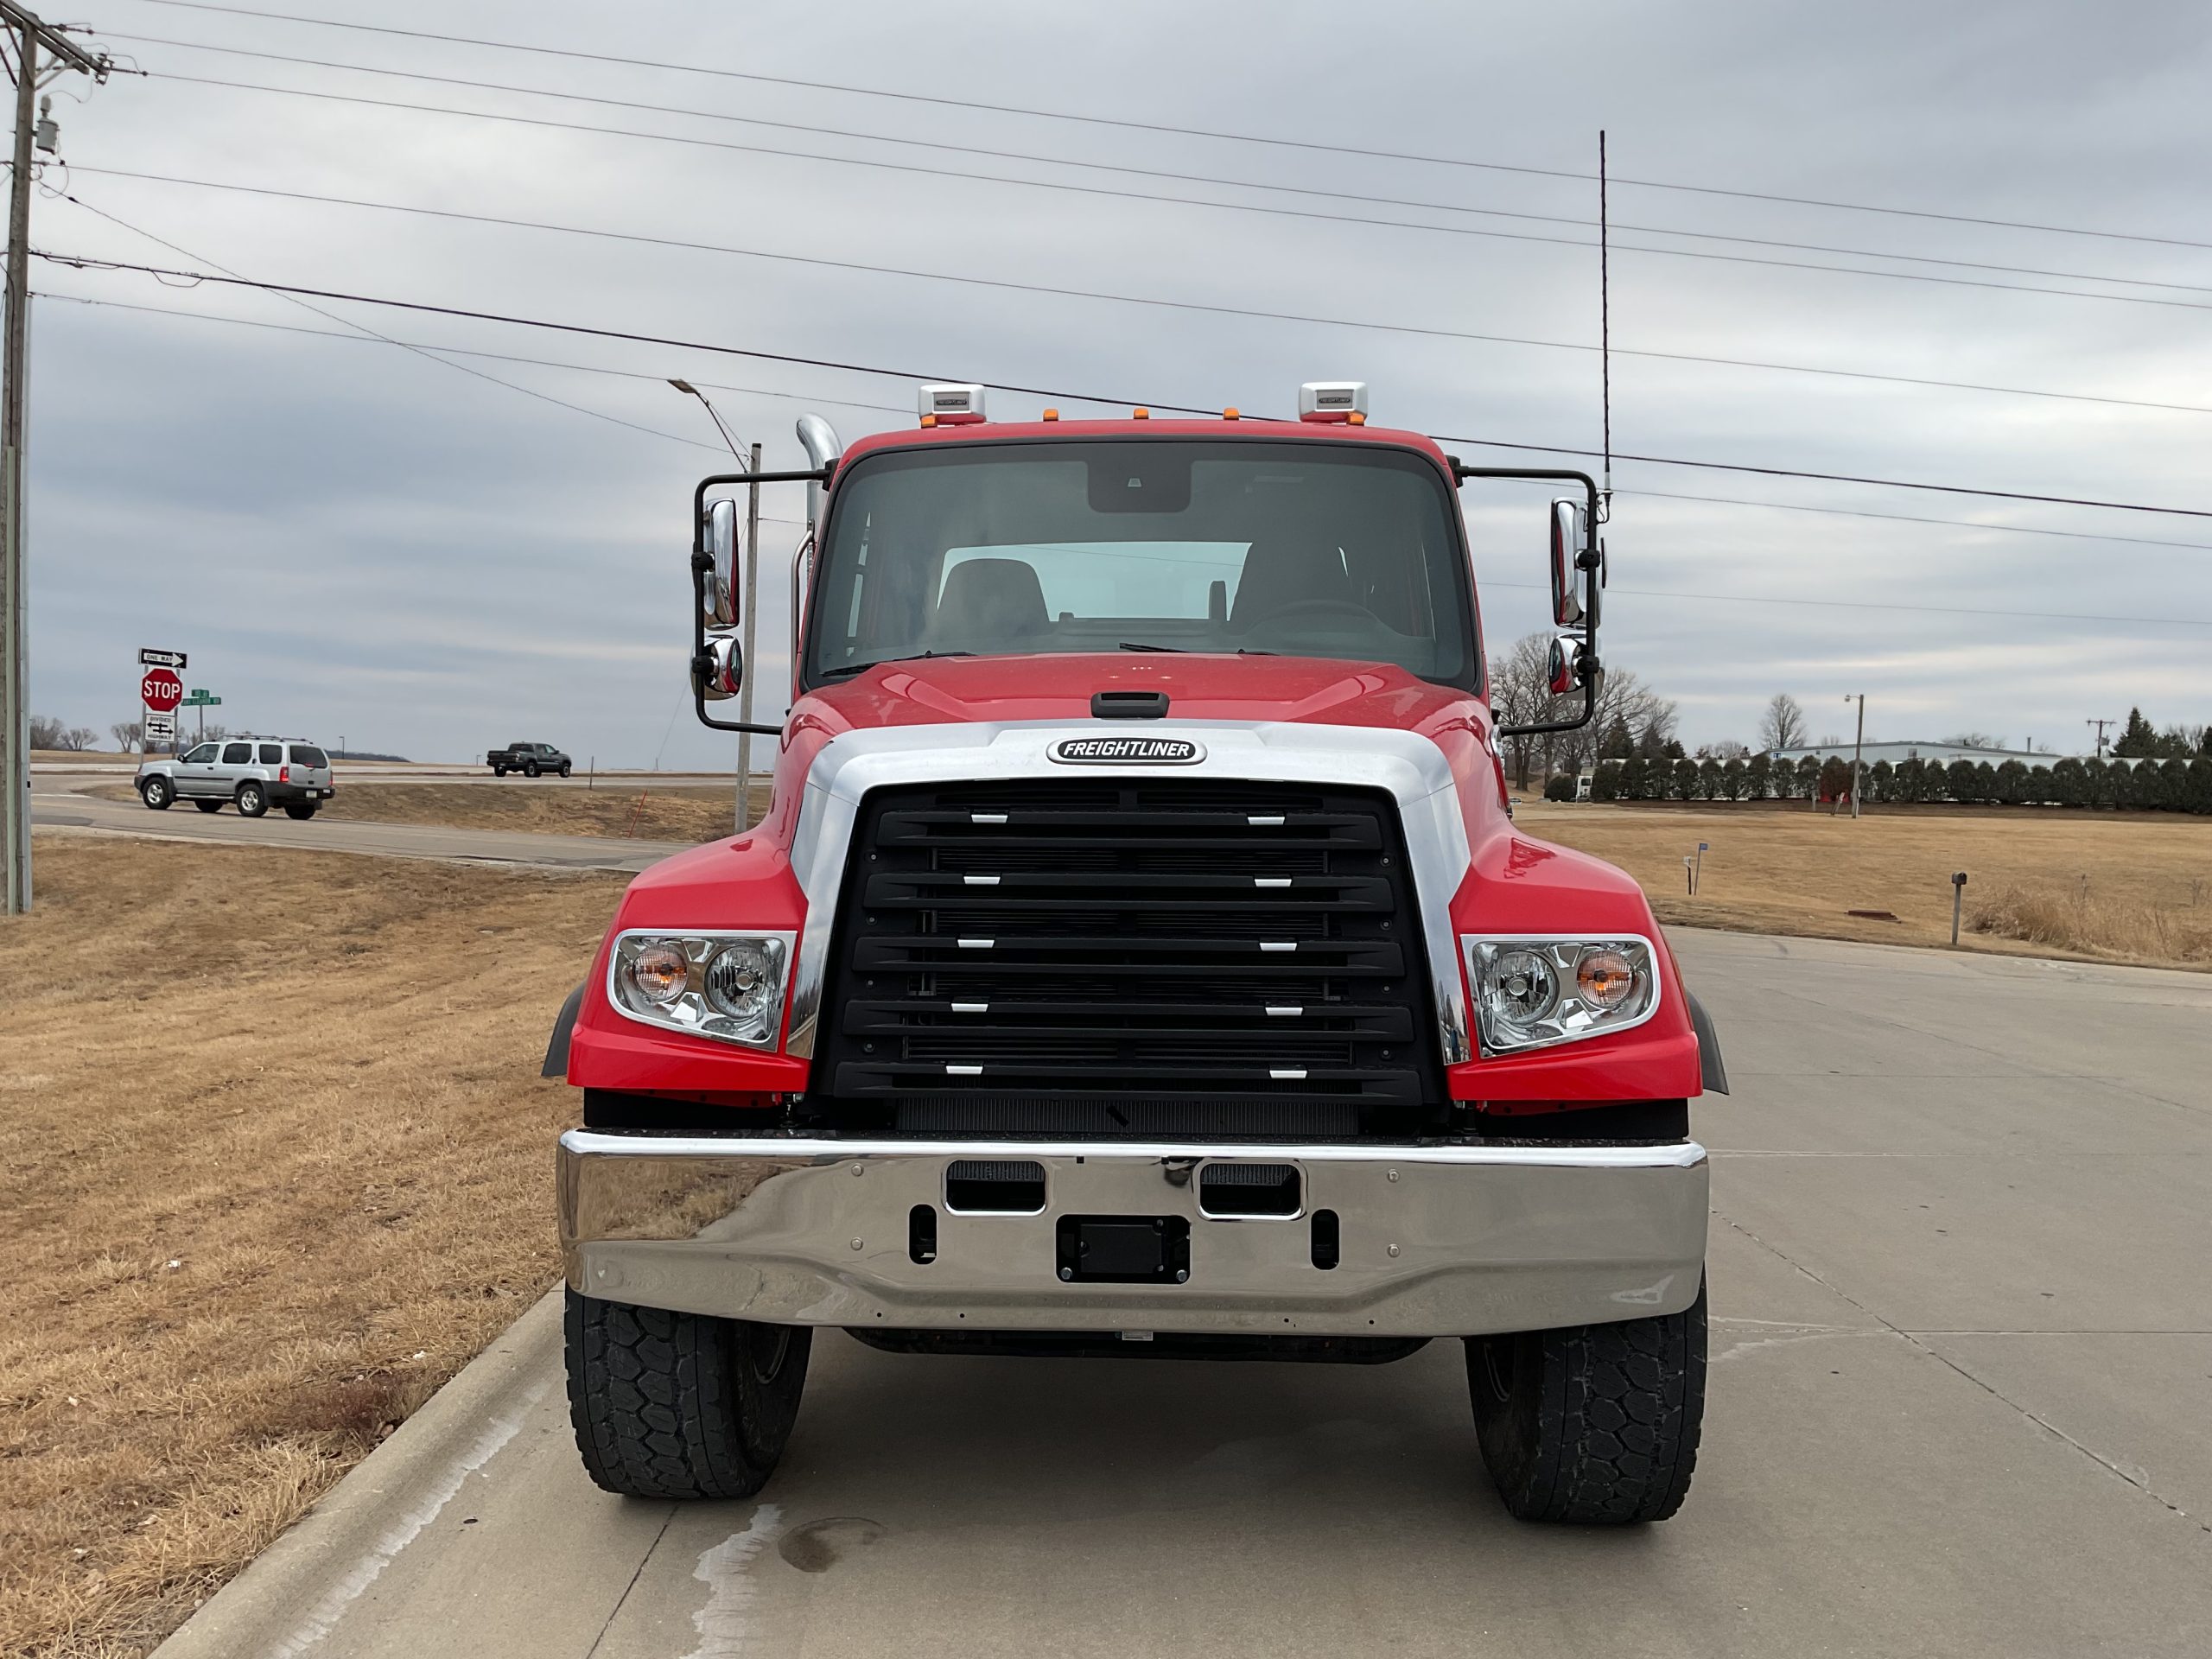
[1542, 753, 2212, 814]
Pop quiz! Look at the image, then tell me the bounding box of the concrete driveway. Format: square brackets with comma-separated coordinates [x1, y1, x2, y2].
[156, 928, 2212, 1659]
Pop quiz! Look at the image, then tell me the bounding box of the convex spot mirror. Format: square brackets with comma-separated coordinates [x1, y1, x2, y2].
[1548, 498, 1588, 627]
[694, 633, 742, 701]
[1548, 633, 1599, 699]
[702, 497, 740, 627]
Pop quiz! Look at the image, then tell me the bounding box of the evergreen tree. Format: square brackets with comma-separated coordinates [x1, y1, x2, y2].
[1721, 757, 1747, 800]
[1744, 752, 1772, 800]
[1599, 715, 1635, 760]
[2113, 706, 2158, 758]
[1867, 760, 1894, 804]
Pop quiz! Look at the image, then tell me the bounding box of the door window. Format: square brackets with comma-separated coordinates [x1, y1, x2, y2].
[221, 742, 251, 765]
[182, 743, 217, 765]
[257, 744, 282, 764]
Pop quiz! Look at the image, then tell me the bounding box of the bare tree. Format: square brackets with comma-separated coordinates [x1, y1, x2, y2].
[1490, 632, 1676, 789]
[60, 727, 99, 751]
[28, 714, 67, 749]
[1758, 693, 1808, 753]
[1941, 730, 1999, 749]
[111, 719, 145, 753]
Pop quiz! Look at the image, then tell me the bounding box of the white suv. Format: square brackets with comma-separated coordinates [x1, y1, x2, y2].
[136, 738, 336, 819]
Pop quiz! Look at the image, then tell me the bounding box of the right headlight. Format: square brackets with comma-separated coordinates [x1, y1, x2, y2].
[1462, 935, 1659, 1054]
[607, 930, 793, 1048]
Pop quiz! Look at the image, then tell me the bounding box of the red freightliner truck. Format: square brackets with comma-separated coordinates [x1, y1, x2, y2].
[547, 381, 1727, 1524]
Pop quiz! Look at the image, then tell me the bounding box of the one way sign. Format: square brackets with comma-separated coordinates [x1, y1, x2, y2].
[138, 647, 188, 670]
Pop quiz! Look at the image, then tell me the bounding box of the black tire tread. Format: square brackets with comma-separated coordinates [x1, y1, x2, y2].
[1471, 1285, 1705, 1525]
[563, 1289, 806, 1500]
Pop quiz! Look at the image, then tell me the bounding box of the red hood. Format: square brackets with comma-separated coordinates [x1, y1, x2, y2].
[791, 652, 1489, 738]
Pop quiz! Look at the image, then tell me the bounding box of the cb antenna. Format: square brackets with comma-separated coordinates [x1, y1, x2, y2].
[1599, 128, 1612, 523]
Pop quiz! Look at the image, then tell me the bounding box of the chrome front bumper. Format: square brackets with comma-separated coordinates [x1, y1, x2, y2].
[558, 1130, 1708, 1339]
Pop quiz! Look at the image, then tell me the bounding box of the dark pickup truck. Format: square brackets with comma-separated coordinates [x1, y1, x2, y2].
[487, 741, 572, 778]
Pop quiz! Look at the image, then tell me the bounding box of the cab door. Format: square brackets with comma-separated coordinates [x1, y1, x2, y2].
[174, 741, 220, 797]
[213, 741, 254, 798]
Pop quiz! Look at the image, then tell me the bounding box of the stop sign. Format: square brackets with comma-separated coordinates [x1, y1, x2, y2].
[141, 668, 183, 712]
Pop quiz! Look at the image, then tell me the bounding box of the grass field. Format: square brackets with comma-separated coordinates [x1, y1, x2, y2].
[1520, 799, 2212, 968]
[0, 839, 621, 1659]
[88, 779, 759, 843]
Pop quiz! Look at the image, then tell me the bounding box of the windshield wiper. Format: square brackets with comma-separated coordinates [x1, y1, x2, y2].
[817, 650, 973, 680]
[1117, 641, 1186, 652]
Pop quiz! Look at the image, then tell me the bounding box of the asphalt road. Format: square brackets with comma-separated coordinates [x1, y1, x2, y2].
[29, 776, 691, 873]
[154, 926, 2212, 1659]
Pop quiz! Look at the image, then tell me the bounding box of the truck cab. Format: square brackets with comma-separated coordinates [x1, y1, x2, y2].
[551, 383, 1723, 1524]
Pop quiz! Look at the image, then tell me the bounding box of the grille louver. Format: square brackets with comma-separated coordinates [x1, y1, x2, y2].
[814, 779, 1444, 1131]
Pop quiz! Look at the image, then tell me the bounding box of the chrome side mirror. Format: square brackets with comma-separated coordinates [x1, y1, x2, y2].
[702, 497, 740, 627]
[693, 633, 742, 701]
[1548, 498, 1587, 627]
[1548, 633, 1599, 699]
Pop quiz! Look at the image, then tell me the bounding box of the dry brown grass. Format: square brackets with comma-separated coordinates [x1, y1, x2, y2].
[1518, 798, 2212, 970]
[0, 837, 623, 1659]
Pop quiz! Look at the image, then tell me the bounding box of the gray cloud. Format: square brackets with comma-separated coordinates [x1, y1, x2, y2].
[22, 0, 2212, 764]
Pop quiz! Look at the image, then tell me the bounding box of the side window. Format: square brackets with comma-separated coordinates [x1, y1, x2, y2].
[221, 742, 252, 764]
[182, 743, 217, 765]
[257, 744, 282, 764]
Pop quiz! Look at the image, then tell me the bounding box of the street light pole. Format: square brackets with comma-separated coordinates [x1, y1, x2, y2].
[1, 2, 109, 914]
[1844, 693, 1866, 819]
[668, 380, 763, 831]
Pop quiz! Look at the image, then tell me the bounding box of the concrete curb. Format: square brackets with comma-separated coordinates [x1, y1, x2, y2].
[151, 1290, 565, 1659]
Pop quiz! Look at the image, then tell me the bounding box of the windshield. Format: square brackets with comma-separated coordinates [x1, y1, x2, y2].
[804, 440, 1477, 687]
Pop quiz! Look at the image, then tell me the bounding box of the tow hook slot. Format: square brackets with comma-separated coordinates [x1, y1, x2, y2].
[945, 1160, 1046, 1215]
[1090, 689, 1170, 719]
[1057, 1216, 1191, 1284]
[1198, 1162, 1302, 1217]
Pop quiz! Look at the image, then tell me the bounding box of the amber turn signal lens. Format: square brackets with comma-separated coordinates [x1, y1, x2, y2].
[1575, 949, 1638, 1010]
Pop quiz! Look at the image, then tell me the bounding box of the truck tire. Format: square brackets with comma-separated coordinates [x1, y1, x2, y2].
[140, 776, 173, 810]
[564, 1288, 810, 1500]
[524, 760, 541, 778]
[235, 781, 270, 818]
[559, 762, 572, 778]
[492, 765, 506, 777]
[1465, 1281, 1705, 1525]
[283, 804, 318, 820]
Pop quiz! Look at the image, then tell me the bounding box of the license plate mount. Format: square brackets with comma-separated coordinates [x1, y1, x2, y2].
[1056, 1215, 1190, 1285]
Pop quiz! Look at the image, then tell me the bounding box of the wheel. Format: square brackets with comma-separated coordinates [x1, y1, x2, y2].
[559, 762, 572, 778]
[140, 776, 173, 810]
[1465, 1281, 1706, 1525]
[194, 799, 223, 814]
[235, 781, 270, 818]
[524, 760, 542, 778]
[283, 804, 318, 820]
[492, 766, 507, 778]
[564, 1289, 810, 1499]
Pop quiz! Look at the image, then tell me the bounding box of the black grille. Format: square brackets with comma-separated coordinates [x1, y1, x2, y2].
[812, 779, 1445, 1130]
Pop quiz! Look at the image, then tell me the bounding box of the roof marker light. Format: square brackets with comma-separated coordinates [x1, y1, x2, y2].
[1299, 381, 1369, 423]
[1132, 407, 1151, 420]
[918, 383, 988, 424]
[1223, 406, 1241, 420]
[1042, 408, 1059, 422]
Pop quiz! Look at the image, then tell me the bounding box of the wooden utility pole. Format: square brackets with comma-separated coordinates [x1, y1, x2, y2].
[2085, 717, 2113, 761]
[1, 2, 107, 914]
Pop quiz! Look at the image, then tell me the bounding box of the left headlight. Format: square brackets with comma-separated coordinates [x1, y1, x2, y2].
[1463, 935, 1659, 1054]
[607, 931, 793, 1048]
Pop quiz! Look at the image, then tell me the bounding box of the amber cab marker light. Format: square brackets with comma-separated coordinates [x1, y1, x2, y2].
[1347, 410, 1367, 425]
[919, 413, 937, 428]
[1132, 407, 1151, 420]
[1042, 408, 1059, 422]
[1223, 406, 1241, 420]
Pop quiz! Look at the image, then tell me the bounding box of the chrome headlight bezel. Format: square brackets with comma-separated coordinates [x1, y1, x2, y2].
[606, 929, 795, 1049]
[1462, 934, 1661, 1055]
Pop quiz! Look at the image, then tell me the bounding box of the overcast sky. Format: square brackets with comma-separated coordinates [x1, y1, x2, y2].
[22, 0, 2212, 764]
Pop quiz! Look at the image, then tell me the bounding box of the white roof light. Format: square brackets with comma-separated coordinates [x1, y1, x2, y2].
[1299, 381, 1369, 423]
[919, 384, 988, 425]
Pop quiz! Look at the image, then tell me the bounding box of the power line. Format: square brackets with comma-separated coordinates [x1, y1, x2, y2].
[59, 192, 722, 451]
[35, 245, 2212, 521]
[1616, 487, 2212, 555]
[37, 285, 2209, 630]
[73, 165, 2212, 423]
[100, 29, 2212, 302]
[134, 68, 2212, 318]
[121, 0, 2212, 256]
